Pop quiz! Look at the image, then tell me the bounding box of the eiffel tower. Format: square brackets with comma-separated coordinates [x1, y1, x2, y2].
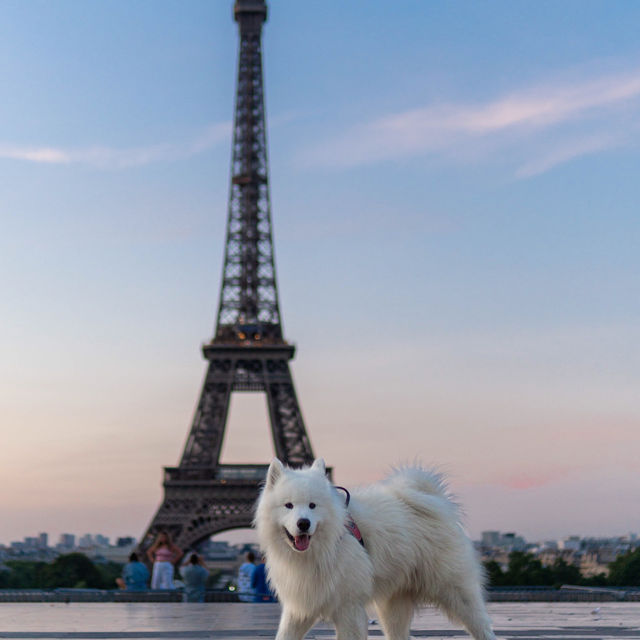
[140, 0, 315, 552]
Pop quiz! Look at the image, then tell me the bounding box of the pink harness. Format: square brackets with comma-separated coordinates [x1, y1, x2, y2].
[335, 485, 365, 548]
[345, 513, 365, 547]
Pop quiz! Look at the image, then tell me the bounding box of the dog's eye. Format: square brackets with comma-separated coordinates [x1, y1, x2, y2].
[309, 503, 316, 509]
[284, 502, 293, 509]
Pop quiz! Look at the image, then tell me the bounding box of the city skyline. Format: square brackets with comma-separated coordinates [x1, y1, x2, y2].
[3, 528, 638, 550]
[1, 1, 639, 543]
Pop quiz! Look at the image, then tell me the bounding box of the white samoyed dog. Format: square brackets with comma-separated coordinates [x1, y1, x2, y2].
[254, 458, 496, 640]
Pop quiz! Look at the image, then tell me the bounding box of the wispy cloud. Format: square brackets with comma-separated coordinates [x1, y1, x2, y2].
[301, 67, 640, 176]
[0, 122, 231, 169]
[515, 133, 620, 178]
[0, 146, 72, 164]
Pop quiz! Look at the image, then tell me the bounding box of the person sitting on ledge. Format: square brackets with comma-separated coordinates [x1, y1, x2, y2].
[116, 552, 150, 591]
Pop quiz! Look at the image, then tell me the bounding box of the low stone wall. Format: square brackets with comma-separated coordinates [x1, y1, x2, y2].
[0, 589, 241, 603]
[0, 587, 637, 603]
[488, 588, 640, 602]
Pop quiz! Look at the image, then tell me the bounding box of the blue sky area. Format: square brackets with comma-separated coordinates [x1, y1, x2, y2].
[1, 1, 639, 544]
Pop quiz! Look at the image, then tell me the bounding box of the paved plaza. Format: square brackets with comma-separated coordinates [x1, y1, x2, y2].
[0, 602, 639, 640]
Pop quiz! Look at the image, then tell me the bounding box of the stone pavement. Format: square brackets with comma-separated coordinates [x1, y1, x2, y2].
[0, 602, 639, 639]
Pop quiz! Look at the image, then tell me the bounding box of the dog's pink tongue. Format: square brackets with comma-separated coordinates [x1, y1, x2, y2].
[294, 534, 310, 551]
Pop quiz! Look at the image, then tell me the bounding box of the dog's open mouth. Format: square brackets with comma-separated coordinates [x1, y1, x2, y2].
[285, 528, 311, 551]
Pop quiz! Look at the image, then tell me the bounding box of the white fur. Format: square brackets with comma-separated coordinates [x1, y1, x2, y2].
[254, 458, 496, 640]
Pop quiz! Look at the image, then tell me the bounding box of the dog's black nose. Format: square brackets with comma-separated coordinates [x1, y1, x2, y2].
[297, 518, 310, 532]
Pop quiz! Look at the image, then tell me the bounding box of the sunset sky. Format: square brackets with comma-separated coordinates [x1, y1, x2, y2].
[1, 0, 639, 546]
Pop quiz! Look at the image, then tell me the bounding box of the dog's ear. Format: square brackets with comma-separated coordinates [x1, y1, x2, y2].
[310, 458, 326, 475]
[266, 458, 285, 488]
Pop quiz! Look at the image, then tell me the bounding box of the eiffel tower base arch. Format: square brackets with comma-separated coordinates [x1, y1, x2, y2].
[139, 466, 267, 552]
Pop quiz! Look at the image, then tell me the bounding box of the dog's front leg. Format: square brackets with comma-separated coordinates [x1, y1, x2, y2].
[275, 608, 315, 640]
[333, 605, 368, 640]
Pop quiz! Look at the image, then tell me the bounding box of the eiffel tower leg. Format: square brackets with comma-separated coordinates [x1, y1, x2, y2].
[265, 357, 314, 467]
[180, 359, 234, 467]
[140, 361, 238, 551]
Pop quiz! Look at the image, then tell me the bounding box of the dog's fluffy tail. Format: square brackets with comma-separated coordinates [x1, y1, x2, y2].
[384, 465, 462, 523]
[387, 465, 449, 495]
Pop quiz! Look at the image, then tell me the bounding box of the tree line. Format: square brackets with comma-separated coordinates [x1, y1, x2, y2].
[484, 549, 640, 587]
[0, 553, 122, 589]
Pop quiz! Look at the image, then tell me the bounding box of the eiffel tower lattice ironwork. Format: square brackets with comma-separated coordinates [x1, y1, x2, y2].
[140, 0, 315, 552]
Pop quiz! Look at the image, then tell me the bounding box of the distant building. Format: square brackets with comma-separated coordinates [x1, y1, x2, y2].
[501, 532, 527, 551]
[538, 548, 561, 568]
[479, 530, 527, 552]
[24, 537, 38, 549]
[78, 534, 93, 548]
[98, 544, 136, 564]
[558, 536, 581, 552]
[94, 534, 109, 548]
[116, 537, 136, 548]
[580, 549, 616, 577]
[57, 533, 75, 550]
[481, 531, 501, 547]
[38, 533, 48, 549]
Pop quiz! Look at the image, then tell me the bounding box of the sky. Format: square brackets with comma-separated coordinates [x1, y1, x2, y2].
[1, 0, 639, 546]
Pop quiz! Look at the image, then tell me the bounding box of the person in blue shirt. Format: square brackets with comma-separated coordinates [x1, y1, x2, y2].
[118, 552, 150, 591]
[237, 551, 256, 602]
[251, 555, 275, 602]
[180, 553, 209, 603]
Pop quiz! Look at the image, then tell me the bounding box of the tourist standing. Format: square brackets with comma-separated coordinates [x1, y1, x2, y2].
[146, 531, 183, 589]
[237, 551, 256, 602]
[180, 553, 209, 603]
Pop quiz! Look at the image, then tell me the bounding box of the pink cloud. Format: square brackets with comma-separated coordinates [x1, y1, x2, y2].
[500, 472, 560, 490]
[301, 65, 640, 174]
[489, 465, 581, 491]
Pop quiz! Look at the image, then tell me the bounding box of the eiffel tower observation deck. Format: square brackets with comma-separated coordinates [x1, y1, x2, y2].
[140, 0, 316, 551]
